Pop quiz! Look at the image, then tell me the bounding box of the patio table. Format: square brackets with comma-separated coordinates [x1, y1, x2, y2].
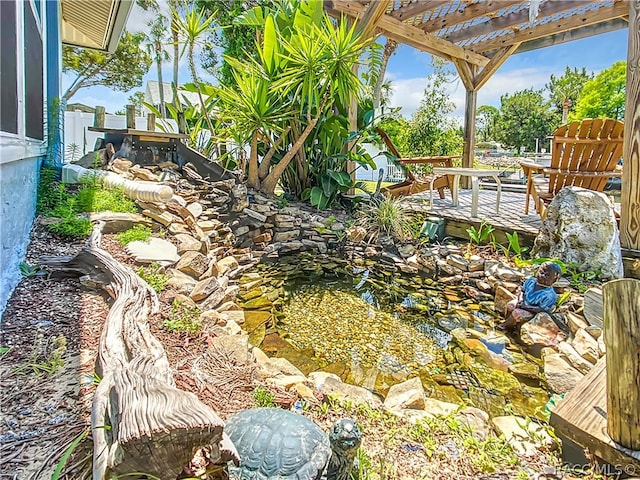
[429, 167, 502, 218]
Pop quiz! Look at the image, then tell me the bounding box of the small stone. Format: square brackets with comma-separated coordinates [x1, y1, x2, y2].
[243, 208, 267, 223]
[190, 276, 222, 302]
[126, 237, 180, 266]
[544, 353, 584, 394]
[492, 415, 554, 457]
[447, 254, 469, 271]
[174, 233, 202, 254]
[572, 328, 599, 363]
[186, 202, 204, 218]
[383, 377, 425, 411]
[520, 313, 566, 347]
[176, 251, 209, 278]
[216, 256, 239, 277]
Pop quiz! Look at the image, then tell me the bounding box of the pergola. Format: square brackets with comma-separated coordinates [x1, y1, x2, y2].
[325, 0, 639, 254]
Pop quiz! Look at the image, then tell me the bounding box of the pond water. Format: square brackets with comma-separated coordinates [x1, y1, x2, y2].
[239, 253, 549, 420]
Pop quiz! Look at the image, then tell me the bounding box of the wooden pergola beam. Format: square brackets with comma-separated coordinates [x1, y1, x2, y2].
[442, 0, 587, 44]
[474, 44, 520, 90]
[420, 0, 521, 34]
[357, 0, 390, 39]
[467, 2, 628, 53]
[392, 0, 450, 22]
[620, 0, 639, 250]
[515, 17, 629, 53]
[327, 0, 491, 66]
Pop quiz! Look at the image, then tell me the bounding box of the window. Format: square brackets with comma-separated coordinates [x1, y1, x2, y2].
[24, 0, 44, 140]
[0, 1, 18, 135]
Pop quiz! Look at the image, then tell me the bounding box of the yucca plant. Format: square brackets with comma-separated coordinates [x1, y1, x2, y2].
[356, 196, 414, 243]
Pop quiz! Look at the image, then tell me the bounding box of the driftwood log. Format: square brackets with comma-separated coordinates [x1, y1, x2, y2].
[40, 224, 237, 479]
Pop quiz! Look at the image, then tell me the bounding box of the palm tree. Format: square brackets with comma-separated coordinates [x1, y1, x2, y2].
[174, 6, 216, 134]
[146, 15, 171, 118]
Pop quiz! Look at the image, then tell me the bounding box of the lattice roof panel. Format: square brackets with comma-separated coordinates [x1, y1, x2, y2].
[326, 0, 629, 66]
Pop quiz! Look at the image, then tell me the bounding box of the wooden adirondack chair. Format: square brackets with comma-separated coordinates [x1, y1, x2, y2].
[520, 118, 624, 217]
[376, 127, 457, 199]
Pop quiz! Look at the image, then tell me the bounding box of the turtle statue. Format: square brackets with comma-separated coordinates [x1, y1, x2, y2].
[224, 407, 362, 480]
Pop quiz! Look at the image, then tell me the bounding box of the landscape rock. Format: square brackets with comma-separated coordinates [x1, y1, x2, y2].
[209, 334, 252, 364]
[89, 212, 151, 233]
[190, 276, 223, 302]
[176, 251, 209, 278]
[572, 328, 599, 363]
[557, 341, 593, 375]
[167, 268, 198, 295]
[543, 353, 584, 394]
[319, 377, 382, 409]
[383, 377, 425, 411]
[534, 187, 623, 280]
[455, 407, 491, 440]
[174, 233, 202, 254]
[422, 398, 459, 417]
[126, 237, 180, 266]
[494, 286, 517, 316]
[491, 415, 554, 457]
[520, 313, 566, 347]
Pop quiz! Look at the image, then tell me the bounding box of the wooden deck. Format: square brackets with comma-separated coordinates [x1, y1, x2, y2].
[550, 358, 640, 470]
[403, 188, 542, 245]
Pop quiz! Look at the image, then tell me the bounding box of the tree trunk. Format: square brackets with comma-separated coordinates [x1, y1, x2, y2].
[156, 40, 167, 118]
[373, 39, 397, 110]
[258, 127, 291, 180]
[260, 117, 319, 195]
[247, 132, 260, 189]
[172, 23, 180, 88]
[189, 44, 215, 134]
[39, 224, 235, 480]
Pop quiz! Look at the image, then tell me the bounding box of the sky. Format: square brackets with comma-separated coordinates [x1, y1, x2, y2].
[63, 3, 629, 120]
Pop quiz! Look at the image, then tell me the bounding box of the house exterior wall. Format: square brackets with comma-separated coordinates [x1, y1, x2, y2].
[0, 0, 58, 315]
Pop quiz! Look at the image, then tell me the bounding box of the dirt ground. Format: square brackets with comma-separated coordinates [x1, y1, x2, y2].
[0, 224, 257, 479]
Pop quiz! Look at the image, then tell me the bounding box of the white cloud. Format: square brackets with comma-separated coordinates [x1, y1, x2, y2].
[389, 66, 557, 119]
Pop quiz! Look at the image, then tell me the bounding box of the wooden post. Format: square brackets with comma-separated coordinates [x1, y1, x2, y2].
[461, 88, 478, 189]
[603, 278, 640, 450]
[147, 113, 156, 132]
[126, 104, 136, 129]
[621, 0, 640, 250]
[94, 106, 105, 128]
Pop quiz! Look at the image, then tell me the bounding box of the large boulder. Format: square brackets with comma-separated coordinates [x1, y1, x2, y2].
[533, 187, 622, 280]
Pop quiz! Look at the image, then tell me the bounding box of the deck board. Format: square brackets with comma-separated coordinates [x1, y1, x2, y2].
[403, 189, 542, 242]
[550, 357, 640, 469]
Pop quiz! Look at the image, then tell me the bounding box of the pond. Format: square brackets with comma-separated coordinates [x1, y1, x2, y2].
[238, 253, 549, 420]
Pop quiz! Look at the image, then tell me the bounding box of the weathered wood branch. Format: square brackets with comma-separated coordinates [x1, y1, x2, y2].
[40, 225, 235, 480]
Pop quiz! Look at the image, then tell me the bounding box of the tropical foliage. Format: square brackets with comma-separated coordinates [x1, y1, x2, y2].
[213, 0, 377, 200]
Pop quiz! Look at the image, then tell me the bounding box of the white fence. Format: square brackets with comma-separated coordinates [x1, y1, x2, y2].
[63, 110, 178, 162]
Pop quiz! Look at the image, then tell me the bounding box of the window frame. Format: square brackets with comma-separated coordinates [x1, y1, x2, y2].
[0, 0, 47, 165]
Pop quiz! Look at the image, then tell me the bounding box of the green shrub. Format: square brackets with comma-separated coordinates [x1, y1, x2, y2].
[76, 181, 137, 213]
[356, 196, 414, 242]
[116, 225, 152, 245]
[253, 386, 276, 407]
[36, 166, 61, 215]
[48, 215, 92, 238]
[137, 262, 169, 292]
[163, 300, 201, 334]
